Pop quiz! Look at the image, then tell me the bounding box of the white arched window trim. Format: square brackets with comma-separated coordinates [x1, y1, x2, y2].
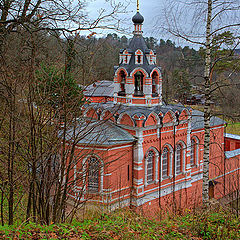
[175, 141, 187, 175]
[144, 147, 159, 186]
[81, 154, 104, 193]
[191, 136, 200, 167]
[135, 49, 143, 65]
[161, 144, 173, 180]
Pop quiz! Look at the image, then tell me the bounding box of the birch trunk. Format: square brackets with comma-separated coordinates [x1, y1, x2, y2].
[202, 0, 212, 204]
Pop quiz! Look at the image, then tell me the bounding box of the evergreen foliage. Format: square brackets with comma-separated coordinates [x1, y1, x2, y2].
[36, 65, 84, 110]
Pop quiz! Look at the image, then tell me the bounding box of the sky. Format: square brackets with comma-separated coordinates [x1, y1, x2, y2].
[84, 0, 240, 49]
[86, 0, 166, 39]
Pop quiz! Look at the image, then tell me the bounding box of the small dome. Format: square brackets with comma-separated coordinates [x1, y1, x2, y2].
[132, 12, 144, 24]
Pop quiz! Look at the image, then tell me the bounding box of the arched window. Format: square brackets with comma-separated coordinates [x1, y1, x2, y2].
[88, 157, 100, 193]
[176, 144, 182, 174]
[152, 72, 158, 97]
[190, 139, 196, 166]
[118, 71, 126, 96]
[137, 55, 141, 63]
[145, 148, 159, 185]
[146, 150, 154, 183]
[135, 50, 143, 64]
[134, 71, 144, 96]
[190, 137, 199, 166]
[162, 147, 169, 178]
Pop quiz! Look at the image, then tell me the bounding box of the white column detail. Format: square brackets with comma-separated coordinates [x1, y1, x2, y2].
[143, 78, 152, 98]
[155, 154, 159, 183]
[134, 129, 144, 164]
[114, 82, 121, 94]
[125, 83, 135, 96]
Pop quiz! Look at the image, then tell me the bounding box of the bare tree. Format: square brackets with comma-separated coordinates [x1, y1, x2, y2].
[0, 0, 127, 225]
[160, 0, 240, 204]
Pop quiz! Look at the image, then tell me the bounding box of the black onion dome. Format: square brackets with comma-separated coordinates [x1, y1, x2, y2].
[132, 12, 144, 24]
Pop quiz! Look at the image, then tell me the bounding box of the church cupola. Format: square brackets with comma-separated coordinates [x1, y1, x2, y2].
[132, 12, 144, 24]
[113, 0, 163, 107]
[132, 11, 144, 35]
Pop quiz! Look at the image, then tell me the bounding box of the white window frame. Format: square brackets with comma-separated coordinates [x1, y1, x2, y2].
[190, 137, 199, 167]
[88, 157, 100, 193]
[176, 144, 182, 174]
[135, 49, 143, 65]
[81, 155, 104, 194]
[145, 147, 159, 186]
[146, 150, 154, 183]
[162, 147, 169, 178]
[161, 144, 173, 180]
[175, 141, 186, 175]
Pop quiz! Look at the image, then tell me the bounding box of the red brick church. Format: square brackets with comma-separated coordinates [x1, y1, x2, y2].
[67, 8, 240, 215]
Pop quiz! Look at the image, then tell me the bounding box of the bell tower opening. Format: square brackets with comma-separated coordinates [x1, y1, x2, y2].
[118, 70, 126, 96]
[134, 71, 144, 97]
[152, 71, 159, 97]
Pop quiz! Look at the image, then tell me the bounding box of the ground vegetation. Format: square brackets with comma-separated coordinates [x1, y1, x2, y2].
[0, 207, 239, 239]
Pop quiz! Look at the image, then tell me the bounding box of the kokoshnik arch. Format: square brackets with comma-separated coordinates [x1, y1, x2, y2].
[66, 2, 240, 214]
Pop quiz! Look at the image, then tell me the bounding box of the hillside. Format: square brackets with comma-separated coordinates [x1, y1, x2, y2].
[0, 208, 239, 240]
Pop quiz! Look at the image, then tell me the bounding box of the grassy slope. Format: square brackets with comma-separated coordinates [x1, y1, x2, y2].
[0, 208, 239, 240]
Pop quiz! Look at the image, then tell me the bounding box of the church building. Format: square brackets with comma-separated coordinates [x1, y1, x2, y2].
[68, 7, 240, 215]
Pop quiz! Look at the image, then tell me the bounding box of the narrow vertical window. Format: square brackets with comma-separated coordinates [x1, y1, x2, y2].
[162, 147, 169, 178]
[88, 157, 99, 193]
[190, 139, 196, 166]
[176, 144, 182, 174]
[147, 151, 154, 183]
[119, 71, 126, 96]
[152, 72, 158, 97]
[137, 55, 141, 63]
[125, 55, 128, 63]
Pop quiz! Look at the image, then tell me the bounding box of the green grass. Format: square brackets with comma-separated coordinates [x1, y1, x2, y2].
[189, 104, 240, 135]
[226, 122, 240, 135]
[0, 208, 239, 239]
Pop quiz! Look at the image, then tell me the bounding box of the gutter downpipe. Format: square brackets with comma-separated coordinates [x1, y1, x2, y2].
[224, 121, 228, 196]
[130, 139, 138, 210]
[173, 112, 179, 214]
[158, 117, 163, 214]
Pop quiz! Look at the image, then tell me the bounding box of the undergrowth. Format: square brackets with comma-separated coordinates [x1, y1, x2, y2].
[0, 208, 239, 239]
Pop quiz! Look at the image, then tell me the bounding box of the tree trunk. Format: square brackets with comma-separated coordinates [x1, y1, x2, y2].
[26, 182, 32, 222]
[8, 91, 15, 225]
[202, 0, 212, 204]
[1, 185, 4, 226]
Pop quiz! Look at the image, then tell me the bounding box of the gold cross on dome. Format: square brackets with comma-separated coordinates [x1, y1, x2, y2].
[137, 0, 139, 12]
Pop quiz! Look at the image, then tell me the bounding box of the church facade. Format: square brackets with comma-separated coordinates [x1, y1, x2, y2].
[68, 10, 240, 214]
